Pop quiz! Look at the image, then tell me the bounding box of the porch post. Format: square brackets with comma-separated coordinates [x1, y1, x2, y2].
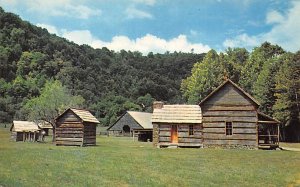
[277, 124, 280, 146]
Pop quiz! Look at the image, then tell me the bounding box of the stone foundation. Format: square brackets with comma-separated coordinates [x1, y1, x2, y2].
[152, 123, 159, 147]
[203, 144, 258, 150]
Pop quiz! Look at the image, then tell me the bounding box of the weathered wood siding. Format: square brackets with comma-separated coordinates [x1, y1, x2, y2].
[178, 124, 202, 144]
[109, 113, 143, 131]
[56, 110, 84, 146]
[201, 83, 258, 147]
[158, 124, 171, 143]
[155, 123, 202, 146]
[83, 122, 96, 145]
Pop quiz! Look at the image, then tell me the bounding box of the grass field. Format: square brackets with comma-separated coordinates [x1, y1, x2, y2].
[0, 126, 300, 187]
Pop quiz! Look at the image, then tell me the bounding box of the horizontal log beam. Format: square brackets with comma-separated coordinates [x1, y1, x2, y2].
[56, 137, 83, 142]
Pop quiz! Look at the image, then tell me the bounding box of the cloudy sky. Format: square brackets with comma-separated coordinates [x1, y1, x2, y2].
[0, 0, 299, 54]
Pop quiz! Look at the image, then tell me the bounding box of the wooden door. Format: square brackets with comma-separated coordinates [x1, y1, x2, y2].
[171, 125, 178, 143]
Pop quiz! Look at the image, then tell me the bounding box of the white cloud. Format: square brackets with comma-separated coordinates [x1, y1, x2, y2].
[125, 6, 153, 19]
[223, 33, 260, 49]
[0, 0, 17, 6]
[223, 1, 300, 52]
[36, 23, 59, 35]
[19, 0, 101, 19]
[266, 10, 284, 24]
[54, 28, 210, 54]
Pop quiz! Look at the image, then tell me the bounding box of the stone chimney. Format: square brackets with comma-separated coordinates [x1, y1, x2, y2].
[153, 101, 164, 110]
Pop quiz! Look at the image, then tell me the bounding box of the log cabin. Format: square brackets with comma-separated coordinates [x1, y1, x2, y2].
[10, 121, 40, 142]
[55, 108, 100, 146]
[152, 79, 280, 149]
[199, 79, 279, 149]
[152, 102, 203, 148]
[107, 111, 153, 141]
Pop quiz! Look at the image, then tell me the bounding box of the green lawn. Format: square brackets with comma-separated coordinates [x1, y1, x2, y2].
[0, 127, 300, 187]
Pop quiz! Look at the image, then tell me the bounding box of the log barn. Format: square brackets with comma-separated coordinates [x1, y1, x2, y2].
[55, 108, 100, 146]
[152, 102, 202, 148]
[107, 111, 153, 141]
[153, 79, 280, 149]
[10, 121, 40, 142]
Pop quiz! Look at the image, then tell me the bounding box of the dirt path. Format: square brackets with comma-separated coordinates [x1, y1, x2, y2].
[281, 147, 300, 152]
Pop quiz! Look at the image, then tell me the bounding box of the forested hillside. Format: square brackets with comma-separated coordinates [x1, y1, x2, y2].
[0, 7, 204, 125]
[0, 7, 299, 141]
[181, 44, 300, 141]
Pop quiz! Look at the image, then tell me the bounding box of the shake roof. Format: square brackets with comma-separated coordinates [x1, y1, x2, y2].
[127, 111, 152, 129]
[56, 108, 100, 124]
[152, 105, 202, 123]
[37, 120, 53, 129]
[11, 121, 40, 132]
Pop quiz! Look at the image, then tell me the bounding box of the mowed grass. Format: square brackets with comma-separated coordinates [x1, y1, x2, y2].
[0, 127, 300, 187]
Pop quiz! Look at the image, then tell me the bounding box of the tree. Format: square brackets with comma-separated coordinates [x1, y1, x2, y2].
[239, 42, 285, 93]
[137, 94, 155, 112]
[253, 57, 281, 115]
[181, 50, 224, 104]
[22, 80, 84, 141]
[273, 52, 300, 141]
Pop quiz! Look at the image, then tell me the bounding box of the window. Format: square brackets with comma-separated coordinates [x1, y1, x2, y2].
[225, 122, 233, 135]
[189, 125, 194, 136]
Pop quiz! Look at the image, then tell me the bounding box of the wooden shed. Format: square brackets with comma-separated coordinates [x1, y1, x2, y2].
[37, 120, 53, 136]
[152, 102, 202, 148]
[55, 108, 100, 146]
[199, 79, 280, 149]
[10, 121, 40, 142]
[107, 111, 153, 141]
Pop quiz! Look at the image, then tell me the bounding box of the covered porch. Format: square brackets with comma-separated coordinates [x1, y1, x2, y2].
[132, 129, 153, 142]
[257, 112, 280, 149]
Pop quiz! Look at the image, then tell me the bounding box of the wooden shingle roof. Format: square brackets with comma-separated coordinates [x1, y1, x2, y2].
[258, 112, 280, 124]
[127, 111, 152, 129]
[11, 121, 40, 132]
[70, 108, 100, 123]
[56, 108, 100, 124]
[37, 120, 53, 129]
[152, 105, 202, 123]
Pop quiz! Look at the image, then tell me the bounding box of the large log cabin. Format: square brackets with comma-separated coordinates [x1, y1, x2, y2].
[152, 79, 280, 149]
[55, 108, 100, 146]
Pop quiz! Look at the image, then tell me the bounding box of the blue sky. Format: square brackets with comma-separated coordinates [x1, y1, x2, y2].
[0, 0, 299, 54]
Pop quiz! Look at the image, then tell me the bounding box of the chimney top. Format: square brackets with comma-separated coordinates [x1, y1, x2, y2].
[153, 101, 164, 110]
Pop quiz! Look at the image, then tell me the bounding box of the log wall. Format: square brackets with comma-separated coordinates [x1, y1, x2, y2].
[56, 110, 85, 146]
[83, 122, 96, 145]
[153, 123, 202, 147]
[201, 83, 258, 148]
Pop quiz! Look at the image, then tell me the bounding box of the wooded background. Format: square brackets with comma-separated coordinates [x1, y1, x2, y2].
[0, 7, 299, 141]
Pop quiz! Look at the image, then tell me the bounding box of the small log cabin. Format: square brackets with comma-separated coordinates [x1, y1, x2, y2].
[152, 102, 203, 148]
[55, 108, 100, 146]
[10, 121, 40, 142]
[153, 79, 280, 149]
[107, 111, 153, 141]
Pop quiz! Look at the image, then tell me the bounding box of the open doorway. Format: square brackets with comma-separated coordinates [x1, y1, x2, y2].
[122, 125, 131, 136]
